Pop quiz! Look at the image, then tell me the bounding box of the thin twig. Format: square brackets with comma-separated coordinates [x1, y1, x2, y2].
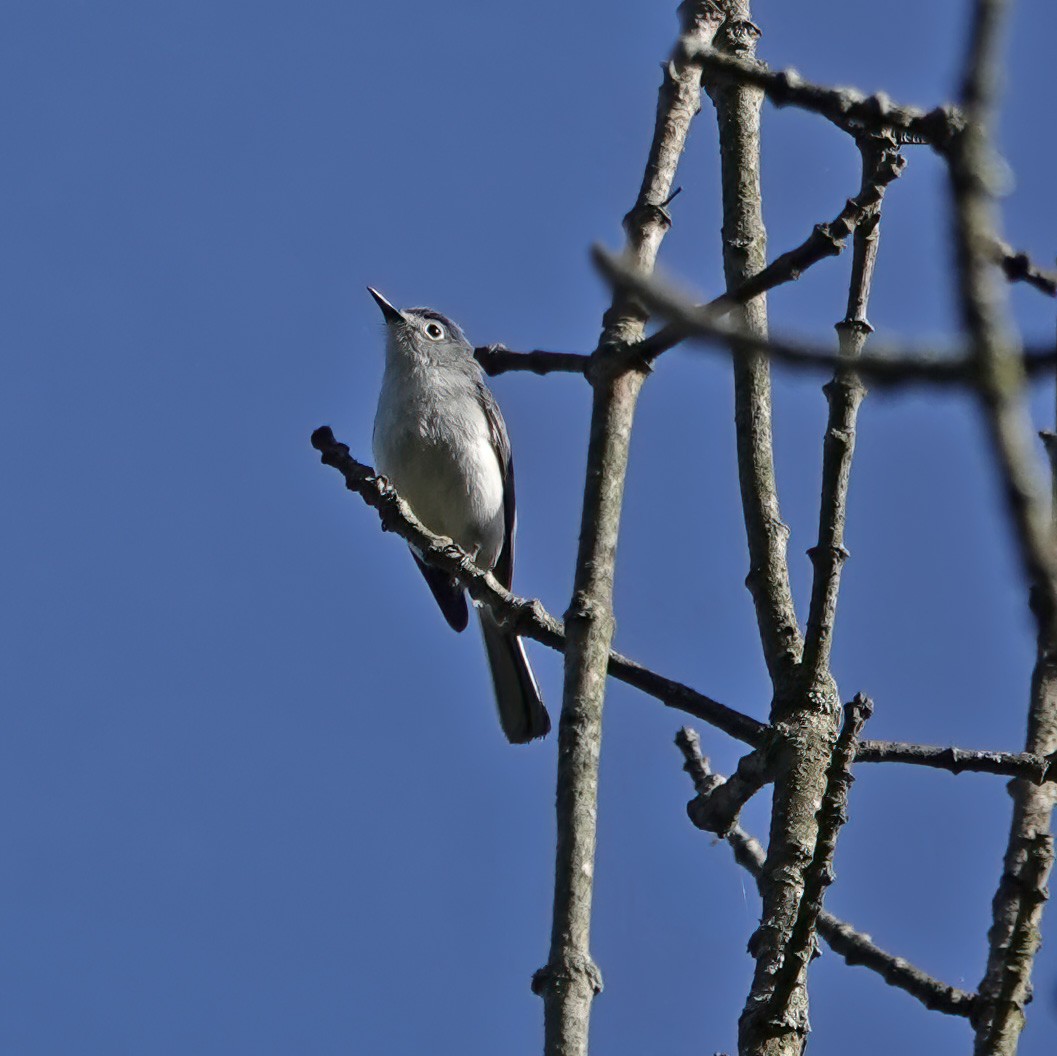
[992, 239, 1057, 298]
[801, 133, 897, 683]
[856, 739, 1056, 784]
[704, 9, 802, 694]
[675, 729, 977, 1018]
[639, 140, 906, 362]
[474, 344, 589, 377]
[686, 742, 772, 836]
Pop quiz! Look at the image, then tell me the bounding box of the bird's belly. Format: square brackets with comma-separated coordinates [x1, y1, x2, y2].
[374, 417, 505, 569]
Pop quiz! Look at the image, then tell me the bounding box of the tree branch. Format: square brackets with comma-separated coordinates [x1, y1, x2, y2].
[687, 741, 772, 836]
[474, 344, 590, 378]
[992, 240, 1057, 298]
[702, 13, 846, 1056]
[677, 40, 964, 152]
[943, 4, 1057, 1053]
[676, 729, 977, 1019]
[594, 246, 1057, 386]
[639, 136, 906, 362]
[704, 9, 803, 695]
[534, 8, 726, 1051]
[801, 133, 896, 683]
[759, 694, 872, 1029]
[856, 738, 1057, 783]
[309, 427, 766, 748]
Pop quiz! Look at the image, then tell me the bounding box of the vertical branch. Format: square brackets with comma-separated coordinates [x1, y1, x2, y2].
[702, 10, 837, 1056]
[945, 3, 1057, 1054]
[532, 5, 725, 1054]
[701, 19, 909, 1056]
[801, 133, 903, 682]
[704, 8, 803, 692]
[739, 138, 899, 1056]
[763, 694, 873, 1019]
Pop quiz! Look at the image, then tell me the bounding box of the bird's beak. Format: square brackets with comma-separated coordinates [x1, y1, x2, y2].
[367, 287, 405, 324]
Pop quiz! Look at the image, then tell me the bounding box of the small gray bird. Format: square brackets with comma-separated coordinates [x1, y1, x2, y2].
[368, 287, 551, 744]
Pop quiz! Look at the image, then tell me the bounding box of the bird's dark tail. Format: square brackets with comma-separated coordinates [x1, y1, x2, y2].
[478, 609, 550, 744]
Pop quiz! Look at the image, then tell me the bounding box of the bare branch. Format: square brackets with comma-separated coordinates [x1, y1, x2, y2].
[534, 8, 727, 1050]
[675, 729, 977, 1019]
[856, 739, 1057, 784]
[309, 427, 767, 748]
[761, 694, 873, 1030]
[687, 742, 772, 836]
[704, 9, 803, 694]
[474, 344, 589, 378]
[678, 40, 964, 152]
[639, 135, 906, 362]
[944, 4, 1057, 1053]
[594, 246, 1057, 386]
[992, 240, 1057, 298]
[802, 134, 896, 683]
[702, 14, 847, 1056]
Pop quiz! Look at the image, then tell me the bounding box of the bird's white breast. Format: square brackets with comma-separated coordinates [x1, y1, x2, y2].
[373, 361, 505, 570]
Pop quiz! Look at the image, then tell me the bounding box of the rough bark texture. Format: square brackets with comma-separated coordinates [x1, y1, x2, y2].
[704, 11, 802, 690]
[532, 6, 725, 1054]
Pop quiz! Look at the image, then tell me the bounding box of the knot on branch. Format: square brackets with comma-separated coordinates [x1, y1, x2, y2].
[812, 221, 846, 258]
[807, 542, 851, 569]
[565, 590, 613, 630]
[623, 200, 673, 235]
[875, 149, 908, 184]
[834, 318, 875, 338]
[687, 742, 773, 836]
[720, 17, 761, 55]
[532, 954, 604, 997]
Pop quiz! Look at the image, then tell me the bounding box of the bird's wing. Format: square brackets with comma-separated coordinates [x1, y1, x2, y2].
[476, 379, 516, 591]
[410, 549, 469, 632]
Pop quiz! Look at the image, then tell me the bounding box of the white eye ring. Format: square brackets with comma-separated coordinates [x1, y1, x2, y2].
[424, 321, 445, 340]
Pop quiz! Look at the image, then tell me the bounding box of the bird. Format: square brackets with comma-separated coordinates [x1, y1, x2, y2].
[367, 287, 551, 744]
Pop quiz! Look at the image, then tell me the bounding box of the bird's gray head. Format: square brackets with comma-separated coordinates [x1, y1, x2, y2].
[367, 287, 472, 362]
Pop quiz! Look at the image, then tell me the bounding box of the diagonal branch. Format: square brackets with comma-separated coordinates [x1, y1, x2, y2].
[675, 728, 977, 1018]
[992, 239, 1057, 298]
[315, 424, 1057, 805]
[593, 246, 1057, 385]
[639, 140, 906, 362]
[687, 741, 772, 836]
[309, 426, 766, 747]
[476, 145, 907, 381]
[678, 40, 964, 152]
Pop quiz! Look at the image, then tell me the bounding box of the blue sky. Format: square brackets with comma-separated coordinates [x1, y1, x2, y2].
[3, 1, 1055, 1053]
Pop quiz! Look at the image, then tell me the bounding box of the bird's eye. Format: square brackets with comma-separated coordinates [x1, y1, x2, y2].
[424, 321, 445, 340]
